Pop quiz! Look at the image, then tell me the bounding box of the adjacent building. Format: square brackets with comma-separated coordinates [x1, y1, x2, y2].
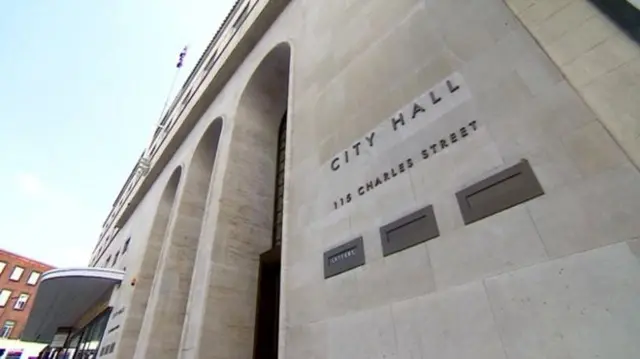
[0, 250, 54, 340]
[23, 0, 640, 359]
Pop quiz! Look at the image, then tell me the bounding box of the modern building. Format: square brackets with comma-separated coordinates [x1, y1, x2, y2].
[23, 0, 640, 358]
[0, 250, 54, 340]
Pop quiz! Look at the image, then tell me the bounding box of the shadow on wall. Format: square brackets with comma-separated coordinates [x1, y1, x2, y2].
[587, 0, 640, 44]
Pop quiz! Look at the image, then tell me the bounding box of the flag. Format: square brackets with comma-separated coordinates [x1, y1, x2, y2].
[176, 46, 188, 68]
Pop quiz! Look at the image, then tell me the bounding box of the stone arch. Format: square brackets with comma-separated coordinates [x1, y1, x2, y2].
[196, 41, 292, 359]
[117, 166, 182, 359]
[134, 118, 224, 359]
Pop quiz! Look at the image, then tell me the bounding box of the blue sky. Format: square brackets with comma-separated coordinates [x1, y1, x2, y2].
[0, 0, 235, 268]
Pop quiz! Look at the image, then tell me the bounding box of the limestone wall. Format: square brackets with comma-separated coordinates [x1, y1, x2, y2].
[505, 0, 640, 169]
[282, 0, 640, 358]
[89, 0, 640, 358]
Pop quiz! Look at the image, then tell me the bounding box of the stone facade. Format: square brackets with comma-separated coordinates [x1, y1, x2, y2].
[91, 0, 640, 359]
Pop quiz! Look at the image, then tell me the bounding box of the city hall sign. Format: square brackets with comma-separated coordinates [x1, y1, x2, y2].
[325, 72, 477, 211]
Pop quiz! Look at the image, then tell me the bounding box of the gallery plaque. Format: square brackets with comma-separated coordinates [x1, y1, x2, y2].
[380, 205, 440, 257]
[323, 237, 365, 279]
[456, 159, 544, 225]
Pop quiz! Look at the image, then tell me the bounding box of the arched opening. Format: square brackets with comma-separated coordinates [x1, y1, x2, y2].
[134, 118, 224, 359]
[118, 167, 181, 359]
[198, 42, 291, 359]
[252, 110, 287, 358]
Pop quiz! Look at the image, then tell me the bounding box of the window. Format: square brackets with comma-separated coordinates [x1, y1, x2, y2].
[149, 143, 160, 157]
[1, 321, 15, 338]
[152, 125, 163, 140]
[0, 290, 12, 307]
[204, 50, 219, 72]
[0, 261, 6, 275]
[232, 2, 251, 29]
[123, 237, 130, 253]
[105, 255, 112, 268]
[26, 271, 41, 285]
[272, 114, 287, 247]
[113, 251, 120, 267]
[181, 89, 193, 105]
[13, 294, 29, 310]
[9, 266, 24, 281]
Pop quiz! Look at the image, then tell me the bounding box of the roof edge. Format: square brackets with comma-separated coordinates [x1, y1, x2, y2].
[41, 267, 125, 282]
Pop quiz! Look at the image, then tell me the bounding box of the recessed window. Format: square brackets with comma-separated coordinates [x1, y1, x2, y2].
[113, 251, 120, 267]
[149, 143, 160, 157]
[1, 320, 15, 338]
[272, 114, 287, 247]
[181, 89, 193, 105]
[105, 255, 112, 268]
[232, 2, 251, 29]
[13, 294, 29, 310]
[0, 289, 12, 307]
[26, 271, 41, 286]
[123, 237, 130, 253]
[0, 261, 6, 275]
[204, 50, 219, 72]
[152, 125, 163, 140]
[9, 266, 24, 281]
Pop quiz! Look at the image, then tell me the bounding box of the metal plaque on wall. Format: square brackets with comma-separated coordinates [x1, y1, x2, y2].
[379, 205, 440, 257]
[323, 237, 365, 279]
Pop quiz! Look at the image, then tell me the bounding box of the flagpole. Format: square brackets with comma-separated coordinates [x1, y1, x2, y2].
[138, 45, 189, 174]
[156, 45, 189, 130]
[156, 68, 181, 127]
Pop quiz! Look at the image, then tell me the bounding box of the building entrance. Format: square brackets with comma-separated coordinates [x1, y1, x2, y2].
[253, 248, 281, 359]
[253, 112, 286, 359]
[205, 42, 290, 359]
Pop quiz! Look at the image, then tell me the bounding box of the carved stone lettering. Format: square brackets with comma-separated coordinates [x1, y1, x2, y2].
[335, 121, 480, 210]
[325, 73, 474, 211]
[328, 73, 469, 172]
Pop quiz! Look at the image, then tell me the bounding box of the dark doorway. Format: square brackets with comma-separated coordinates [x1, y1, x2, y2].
[587, 0, 640, 45]
[252, 248, 281, 359]
[253, 112, 287, 359]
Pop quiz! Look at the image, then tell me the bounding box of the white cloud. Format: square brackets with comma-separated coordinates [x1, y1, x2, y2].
[13, 171, 79, 205]
[8, 171, 99, 268]
[14, 172, 45, 198]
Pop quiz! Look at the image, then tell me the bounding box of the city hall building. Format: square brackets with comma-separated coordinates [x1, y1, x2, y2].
[22, 0, 640, 358]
